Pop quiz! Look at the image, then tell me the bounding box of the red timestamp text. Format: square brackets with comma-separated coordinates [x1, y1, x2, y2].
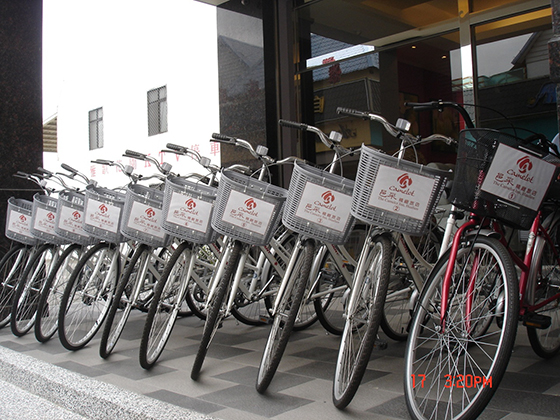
[411, 374, 492, 389]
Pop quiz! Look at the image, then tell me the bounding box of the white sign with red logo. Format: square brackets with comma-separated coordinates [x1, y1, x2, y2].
[127, 201, 166, 238]
[33, 207, 57, 235]
[85, 198, 121, 233]
[295, 182, 352, 232]
[58, 205, 88, 236]
[481, 143, 556, 211]
[368, 165, 437, 220]
[166, 192, 213, 233]
[221, 190, 274, 236]
[7, 210, 34, 238]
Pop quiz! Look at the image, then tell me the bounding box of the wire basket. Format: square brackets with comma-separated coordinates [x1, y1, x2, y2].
[83, 184, 126, 243]
[55, 191, 97, 246]
[30, 194, 68, 245]
[120, 184, 171, 248]
[449, 128, 560, 230]
[212, 170, 288, 246]
[352, 145, 450, 236]
[6, 197, 38, 246]
[162, 175, 218, 244]
[282, 161, 356, 244]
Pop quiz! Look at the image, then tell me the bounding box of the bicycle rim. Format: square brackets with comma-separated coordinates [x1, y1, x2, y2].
[0, 245, 31, 328]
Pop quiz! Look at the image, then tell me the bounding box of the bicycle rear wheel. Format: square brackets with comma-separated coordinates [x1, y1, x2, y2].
[139, 241, 192, 369]
[0, 245, 32, 328]
[404, 236, 518, 420]
[527, 215, 560, 358]
[191, 240, 242, 380]
[332, 233, 392, 409]
[256, 238, 315, 393]
[35, 244, 83, 343]
[58, 242, 121, 351]
[11, 244, 57, 337]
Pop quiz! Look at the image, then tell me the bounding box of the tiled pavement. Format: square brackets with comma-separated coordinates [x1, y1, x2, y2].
[1, 310, 560, 419]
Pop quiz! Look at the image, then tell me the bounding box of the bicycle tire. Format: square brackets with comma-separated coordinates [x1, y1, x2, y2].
[58, 242, 120, 351]
[100, 244, 150, 358]
[191, 240, 242, 380]
[0, 244, 31, 328]
[256, 238, 315, 393]
[35, 244, 83, 343]
[382, 226, 442, 341]
[11, 244, 57, 337]
[527, 215, 560, 358]
[332, 233, 392, 409]
[404, 236, 518, 420]
[139, 241, 193, 369]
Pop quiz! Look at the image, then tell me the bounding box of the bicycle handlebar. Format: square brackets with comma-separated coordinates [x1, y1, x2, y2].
[405, 100, 475, 129]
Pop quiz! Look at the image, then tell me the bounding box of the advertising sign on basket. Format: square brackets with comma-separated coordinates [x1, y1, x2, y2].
[368, 165, 438, 221]
[480, 143, 557, 211]
[58, 205, 86, 236]
[33, 207, 57, 235]
[85, 198, 121, 233]
[8, 210, 33, 239]
[127, 201, 166, 239]
[166, 191, 212, 233]
[221, 190, 274, 236]
[295, 182, 352, 233]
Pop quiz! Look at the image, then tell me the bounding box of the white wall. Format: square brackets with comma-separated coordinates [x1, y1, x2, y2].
[43, 0, 220, 188]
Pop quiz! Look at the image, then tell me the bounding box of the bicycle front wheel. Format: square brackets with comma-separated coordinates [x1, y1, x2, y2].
[35, 244, 83, 343]
[404, 236, 518, 420]
[58, 242, 121, 351]
[0, 245, 32, 328]
[256, 238, 315, 393]
[332, 233, 392, 409]
[11, 244, 57, 337]
[191, 240, 242, 380]
[527, 215, 560, 358]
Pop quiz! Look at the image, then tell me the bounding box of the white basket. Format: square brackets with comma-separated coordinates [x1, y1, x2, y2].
[282, 161, 355, 244]
[55, 191, 97, 246]
[211, 170, 288, 246]
[6, 197, 37, 246]
[83, 184, 126, 243]
[162, 176, 218, 244]
[352, 145, 450, 236]
[30, 194, 68, 245]
[120, 184, 171, 248]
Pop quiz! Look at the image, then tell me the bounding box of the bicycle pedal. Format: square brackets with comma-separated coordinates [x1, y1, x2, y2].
[523, 313, 552, 329]
[373, 339, 388, 350]
[259, 315, 273, 324]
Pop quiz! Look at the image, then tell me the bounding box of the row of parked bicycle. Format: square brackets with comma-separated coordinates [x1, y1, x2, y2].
[1, 101, 560, 420]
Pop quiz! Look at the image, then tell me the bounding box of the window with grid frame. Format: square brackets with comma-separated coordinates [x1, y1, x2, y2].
[89, 107, 104, 150]
[147, 85, 168, 136]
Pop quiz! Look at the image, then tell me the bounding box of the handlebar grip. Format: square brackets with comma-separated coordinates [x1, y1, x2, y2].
[124, 150, 146, 159]
[60, 163, 78, 174]
[278, 119, 309, 131]
[91, 159, 113, 165]
[404, 101, 441, 112]
[336, 107, 370, 119]
[36, 167, 53, 176]
[211, 133, 235, 143]
[166, 143, 186, 152]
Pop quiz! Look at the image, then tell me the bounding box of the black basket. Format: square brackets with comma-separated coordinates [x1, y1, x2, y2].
[449, 129, 560, 230]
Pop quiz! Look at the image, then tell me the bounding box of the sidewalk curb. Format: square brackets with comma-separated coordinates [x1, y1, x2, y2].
[0, 345, 216, 420]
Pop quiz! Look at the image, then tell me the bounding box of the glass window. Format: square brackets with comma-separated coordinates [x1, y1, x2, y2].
[148, 85, 168, 136]
[88, 107, 103, 150]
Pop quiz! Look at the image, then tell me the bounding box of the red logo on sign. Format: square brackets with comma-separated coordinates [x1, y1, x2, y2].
[19, 215, 26, 222]
[47, 212, 55, 221]
[397, 173, 413, 188]
[99, 204, 108, 214]
[245, 198, 256, 210]
[185, 199, 196, 210]
[72, 211, 81, 220]
[321, 190, 335, 204]
[145, 208, 156, 218]
[517, 156, 533, 173]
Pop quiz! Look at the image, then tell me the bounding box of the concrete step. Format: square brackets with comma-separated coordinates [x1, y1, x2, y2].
[0, 346, 216, 420]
